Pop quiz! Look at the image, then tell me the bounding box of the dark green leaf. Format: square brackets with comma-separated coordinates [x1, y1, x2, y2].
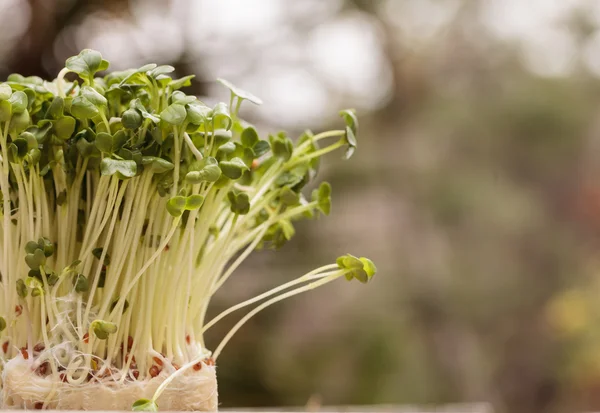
[122, 108, 143, 129]
[227, 190, 250, 215]
[38, 237, 54, 257]
[73, 274, 89, 293]
[16, 279, 27, 298]
[75, 137, 100, 158]
[25, 241, 40, 254]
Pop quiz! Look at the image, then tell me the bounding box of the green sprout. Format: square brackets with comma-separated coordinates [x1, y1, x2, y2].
[0, 49, 376, 411]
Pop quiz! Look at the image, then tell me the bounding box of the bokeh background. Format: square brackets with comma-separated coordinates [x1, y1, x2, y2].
[4, 0, 600, 412]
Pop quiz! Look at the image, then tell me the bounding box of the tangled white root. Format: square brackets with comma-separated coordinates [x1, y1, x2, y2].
[0, 356, 218, 411]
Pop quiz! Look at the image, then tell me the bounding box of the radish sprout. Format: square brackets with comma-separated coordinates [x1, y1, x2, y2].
[0, 50, 376, 411]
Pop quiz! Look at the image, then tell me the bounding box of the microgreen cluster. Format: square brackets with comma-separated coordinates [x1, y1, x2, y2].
[0, 49, 375, 408]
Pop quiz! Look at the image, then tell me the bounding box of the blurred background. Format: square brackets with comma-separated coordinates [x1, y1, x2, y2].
[4, 0, 600, 412]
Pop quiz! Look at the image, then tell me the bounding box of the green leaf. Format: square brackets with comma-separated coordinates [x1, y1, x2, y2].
[9, 110, 30, 134]
[213, 129, 232, 146]
[16, 279, 27, 298]
[312, 181, 331, 215]
[280, 219, 295, 240]
[7, 138, 28, 162]
[75, 137, 100, 158]
[253, 140, 270, 157]
[100, 158, 137, 179]
[25, 241, 40, 254]
[217, 141, 236, 156]
[186, 102, 211, 125]
[241, 126, 259, 148]
[336, 254, 376, 283]
[171, 91, 196, 105]
[134, 99, 161, 123]
[73, 274, 89, 293]
[160, 103, 186, 125]
[71, 96, 100, 120]
[217, 78, 263, 105]
[0, 83, 11, 100]
[343, 127, 356, 160]
[269, 133, 293, 161]
[97, 130, 128, 154]
[25, 249, 46, 270]
[110, 297, 129, 314]
[81, 86, 107, 107]
[185, 194, 205, 210]
[38, 237, 54, 257]
[0, 100, 12, 122]
[219, 157, 248, 180]
[186, 158, 221, 183]
[132, 399, 158, 412]
[54, 116, 76, 140]
[360, 257, 377, 278]
[0, 316, 6, 333]
[141, 156, 174, 174]
[279, 186, 300, 206]
[122, 108, 143, 129]
[65, 259, 82, 272]
[339, 110, 358, 160]
[148, 65, 175, 78]
[212, 102, 232, 130]
[171, 75, 195, 90]
[65, 49, 109, 80]
[45, 97, 64, 119]
[91, 319, 117, 340]
[8, 91, 28, 113]
[227, 190, 250, 215]
[166, 196, 187, 217]
[339, 109, 358, 135]
[47, 272, 59, 286]
[21, 132, 38, 150]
